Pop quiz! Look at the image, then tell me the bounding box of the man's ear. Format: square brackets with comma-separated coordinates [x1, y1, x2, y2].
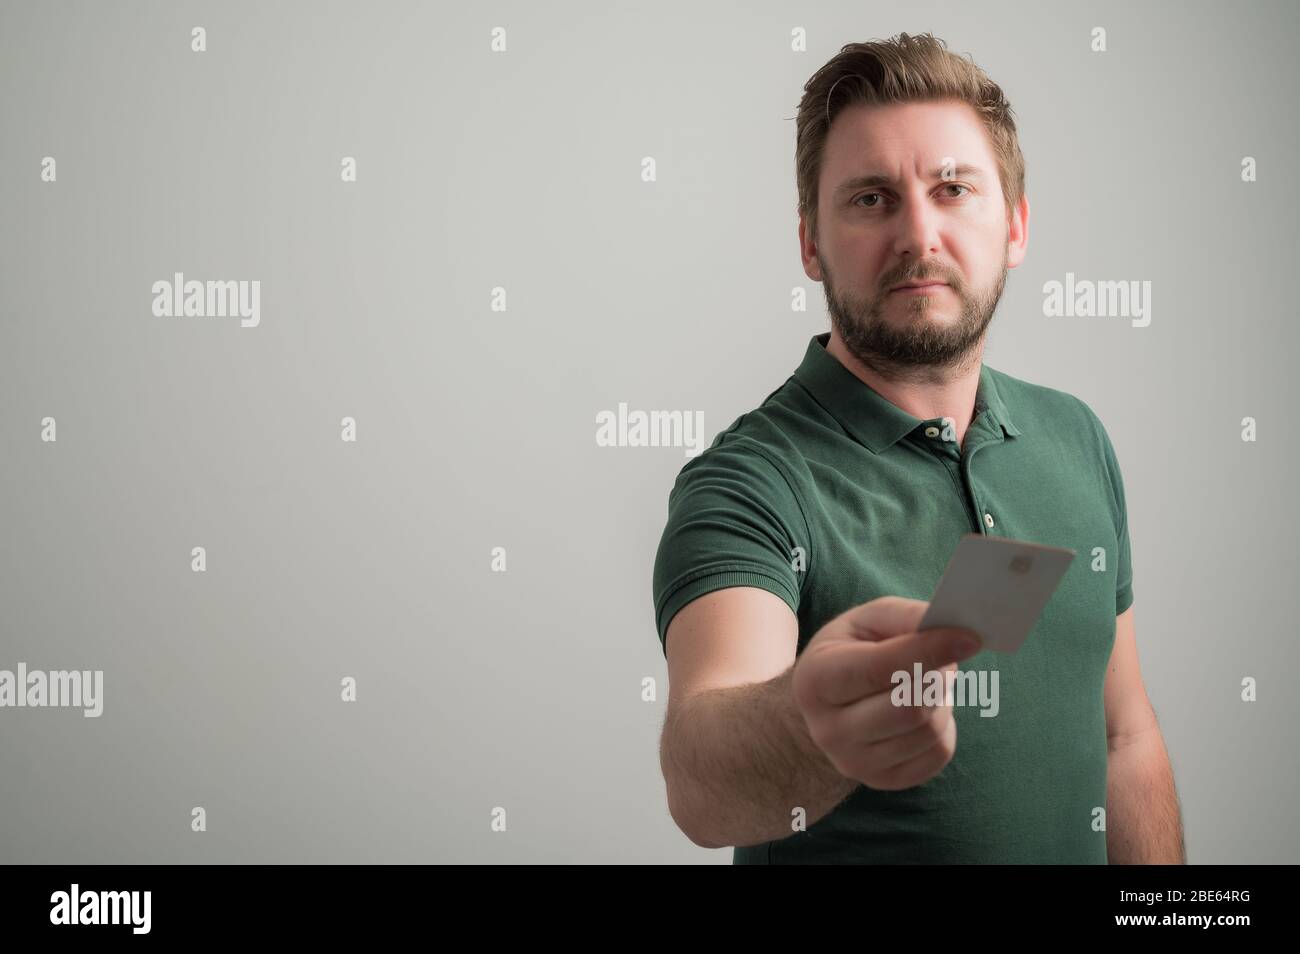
[1006, 194, 1030, 269]
[799, 214, 823, 281]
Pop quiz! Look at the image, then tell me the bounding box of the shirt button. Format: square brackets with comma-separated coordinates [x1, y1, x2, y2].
[924, 425, 940, 438]
[984, 512, 995, 528]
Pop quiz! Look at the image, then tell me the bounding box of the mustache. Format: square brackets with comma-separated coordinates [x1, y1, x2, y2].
[885, 269, 956, 288]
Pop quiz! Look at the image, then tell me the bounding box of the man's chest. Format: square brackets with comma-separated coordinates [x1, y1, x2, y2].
[791, 437, 1121, 673]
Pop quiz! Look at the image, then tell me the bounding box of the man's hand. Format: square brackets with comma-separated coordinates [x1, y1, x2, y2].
[791, 596, 983, 791]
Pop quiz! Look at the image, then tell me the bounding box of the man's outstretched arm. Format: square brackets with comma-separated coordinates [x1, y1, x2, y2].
[659, 588, 858, 849]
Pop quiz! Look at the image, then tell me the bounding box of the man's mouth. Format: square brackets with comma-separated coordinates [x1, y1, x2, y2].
[890, 281, 948, 295]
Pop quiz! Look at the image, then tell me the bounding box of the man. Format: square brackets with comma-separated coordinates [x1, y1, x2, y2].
[651, 33, 1184, 864]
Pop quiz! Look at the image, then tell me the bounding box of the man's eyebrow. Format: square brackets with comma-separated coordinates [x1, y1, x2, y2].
[834, 163, 989, 195]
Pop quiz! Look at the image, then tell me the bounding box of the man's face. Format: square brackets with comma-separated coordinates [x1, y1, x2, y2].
[800, 98, 1028, 378]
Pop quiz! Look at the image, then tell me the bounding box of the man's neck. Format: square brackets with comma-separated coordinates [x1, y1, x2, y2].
[824, 331, 985, 449]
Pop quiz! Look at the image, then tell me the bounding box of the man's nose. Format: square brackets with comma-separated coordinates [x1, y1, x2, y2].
[891, 193, 942, 260]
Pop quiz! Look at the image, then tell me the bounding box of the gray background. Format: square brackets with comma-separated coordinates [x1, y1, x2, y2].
[1, 0, 1296, 863]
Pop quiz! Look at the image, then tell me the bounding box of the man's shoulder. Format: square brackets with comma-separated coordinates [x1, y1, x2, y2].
[984, 363, 1109, 437]
[685, 376, 811, 472]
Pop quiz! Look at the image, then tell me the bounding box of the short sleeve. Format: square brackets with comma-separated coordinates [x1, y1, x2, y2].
[651, 441, 808, 656]
[1096, 420, 1134, 616]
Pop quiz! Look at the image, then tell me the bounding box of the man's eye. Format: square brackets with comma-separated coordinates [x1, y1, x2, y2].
[853, 184, 969, 208]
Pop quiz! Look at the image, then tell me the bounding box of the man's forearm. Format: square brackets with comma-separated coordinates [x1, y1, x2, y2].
[1106, 724, 1185, 863]
[661, 665, 859, 849]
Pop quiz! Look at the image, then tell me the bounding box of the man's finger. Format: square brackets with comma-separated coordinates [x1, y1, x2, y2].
[831, 596, 929, 644]
[867, 627, 982, 689]
[811, 627, 981, 706]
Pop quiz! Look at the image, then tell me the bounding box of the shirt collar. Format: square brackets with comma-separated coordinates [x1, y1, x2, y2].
[791, 332, 1021, 454]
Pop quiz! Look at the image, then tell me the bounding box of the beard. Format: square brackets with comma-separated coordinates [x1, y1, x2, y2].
[820, 249, 1008, 383]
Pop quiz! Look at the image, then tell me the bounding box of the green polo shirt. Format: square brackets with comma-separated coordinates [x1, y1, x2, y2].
[652, 331, 1133, 864]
